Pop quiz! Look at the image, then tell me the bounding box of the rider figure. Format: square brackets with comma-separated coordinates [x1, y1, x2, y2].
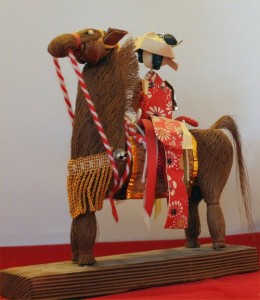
[135, 32, 182, 121]
[134, 32, 191, 229]
[135, 32, 182, 179]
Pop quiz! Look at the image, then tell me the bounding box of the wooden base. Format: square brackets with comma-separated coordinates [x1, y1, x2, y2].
[0, 244, 259, 299]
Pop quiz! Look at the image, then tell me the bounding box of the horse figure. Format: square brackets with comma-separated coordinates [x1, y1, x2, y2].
[48, 27, 252, 266]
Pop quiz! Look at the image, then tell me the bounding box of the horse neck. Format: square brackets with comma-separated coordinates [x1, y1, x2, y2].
[71, 52, 127, 159]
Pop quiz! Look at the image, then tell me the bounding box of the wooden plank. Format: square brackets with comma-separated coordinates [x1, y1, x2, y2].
[0, 244, 259, 299]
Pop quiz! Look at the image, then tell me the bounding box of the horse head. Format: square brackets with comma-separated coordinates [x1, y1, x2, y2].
[47, 27, 128, 65]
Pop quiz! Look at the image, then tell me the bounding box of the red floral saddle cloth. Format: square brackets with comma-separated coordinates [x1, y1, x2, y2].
[125, 117, 198, 229]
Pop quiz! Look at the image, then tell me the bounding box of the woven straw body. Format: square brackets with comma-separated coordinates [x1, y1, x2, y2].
[49, 29, 252, 266]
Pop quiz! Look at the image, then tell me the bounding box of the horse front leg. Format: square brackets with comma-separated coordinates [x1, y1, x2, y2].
[185, 185, 203, 248]
[70, 218, 79, 263]
[70, 211, 97, 265]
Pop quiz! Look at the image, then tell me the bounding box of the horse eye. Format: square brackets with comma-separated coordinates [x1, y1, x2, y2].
[88, 29, 94, 35]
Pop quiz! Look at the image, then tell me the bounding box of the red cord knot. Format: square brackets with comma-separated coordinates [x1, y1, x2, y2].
[175, 116, 199, 127]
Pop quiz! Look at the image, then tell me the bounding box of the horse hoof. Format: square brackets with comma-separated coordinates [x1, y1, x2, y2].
[213, 241, 226, 250]
[77, 253, 97, 266]
[71, 253, 78, 264]
[185, 240, 200, 248]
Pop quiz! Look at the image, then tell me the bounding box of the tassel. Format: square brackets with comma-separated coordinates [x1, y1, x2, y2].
[67, 153, 112, 218]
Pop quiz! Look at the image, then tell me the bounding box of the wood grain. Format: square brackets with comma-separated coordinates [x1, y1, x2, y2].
[0, 245, 259, 299]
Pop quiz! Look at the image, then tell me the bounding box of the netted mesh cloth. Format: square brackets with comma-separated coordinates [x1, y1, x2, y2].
[67, 153, 112, 218]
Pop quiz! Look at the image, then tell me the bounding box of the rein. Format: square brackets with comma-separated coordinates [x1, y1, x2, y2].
[52, 50, 135, 220]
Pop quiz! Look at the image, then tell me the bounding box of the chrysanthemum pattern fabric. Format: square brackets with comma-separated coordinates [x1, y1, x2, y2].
[151, 117, 188, 229]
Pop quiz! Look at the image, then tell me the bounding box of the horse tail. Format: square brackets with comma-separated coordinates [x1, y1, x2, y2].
[210, 115, 253, 229]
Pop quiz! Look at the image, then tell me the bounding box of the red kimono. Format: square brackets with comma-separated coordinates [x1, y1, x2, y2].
[139, 71, 188, 229]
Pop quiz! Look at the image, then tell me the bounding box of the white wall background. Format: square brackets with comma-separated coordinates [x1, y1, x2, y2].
[0, 0, 259, 246]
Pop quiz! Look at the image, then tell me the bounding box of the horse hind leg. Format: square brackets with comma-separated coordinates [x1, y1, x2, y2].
[187, 186, 226, 250]
[185, 185, 203, 248]
[202, 156, 233, 249]
[206, 199, 226, 250]
[200, 167, 231, 249]
[193, 129, 233, 250]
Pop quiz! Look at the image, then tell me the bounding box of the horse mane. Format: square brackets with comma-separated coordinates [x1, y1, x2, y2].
[117, 38, 141, 113]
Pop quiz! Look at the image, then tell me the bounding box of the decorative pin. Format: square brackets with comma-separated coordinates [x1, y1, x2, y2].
[113, 149, 127, 164]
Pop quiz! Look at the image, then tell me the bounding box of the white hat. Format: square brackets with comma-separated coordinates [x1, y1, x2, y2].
[135, 32, 182, 59]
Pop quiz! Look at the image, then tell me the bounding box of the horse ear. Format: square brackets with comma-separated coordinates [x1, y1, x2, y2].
[48, 34, 78, 58]
[103, 28, 128, 47]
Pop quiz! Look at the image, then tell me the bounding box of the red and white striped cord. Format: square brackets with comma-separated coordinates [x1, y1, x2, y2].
[53, 57, 75, 124]
[67, 50, 120, 186]
[124, 113, 146, 147]
[111, 120, 133, 194]
[128, 125, 146, 145]
[52, 50, 135, 198]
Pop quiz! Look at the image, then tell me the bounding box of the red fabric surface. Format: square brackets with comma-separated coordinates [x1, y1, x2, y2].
[141, 118, 157, 216]
[0, 233, 259, 299]
[94, 272, 260, 300]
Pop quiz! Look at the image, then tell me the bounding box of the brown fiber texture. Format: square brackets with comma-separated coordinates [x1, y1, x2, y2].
[49, 28, 253, 264]
[70, 37, 138, 265]
[71, 38, 139, 163]
[210, 115, 253, 229]
[187, 115, 253, 247]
